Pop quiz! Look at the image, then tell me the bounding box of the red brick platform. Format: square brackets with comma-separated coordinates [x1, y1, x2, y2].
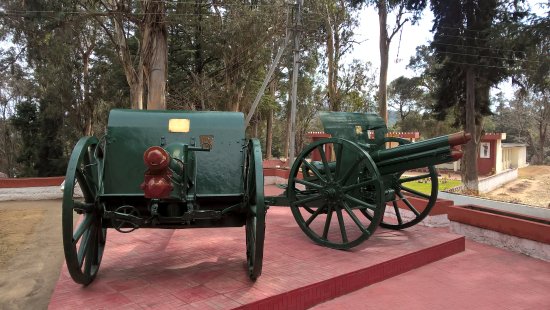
[49, 205, 464, 310]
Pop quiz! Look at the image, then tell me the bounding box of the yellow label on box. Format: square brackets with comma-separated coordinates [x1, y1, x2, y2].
[168, 119, 190, 133]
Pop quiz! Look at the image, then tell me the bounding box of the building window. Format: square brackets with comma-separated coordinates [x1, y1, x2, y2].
[480, 142, 490, 158]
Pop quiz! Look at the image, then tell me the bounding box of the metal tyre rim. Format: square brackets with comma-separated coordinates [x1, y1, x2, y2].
[288, 138, 384, 250]
[62, 136, 106, 285]
[363, 137, 438, 230]
[245, 139, 265, 280]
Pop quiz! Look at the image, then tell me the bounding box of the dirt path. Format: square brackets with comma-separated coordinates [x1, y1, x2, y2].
[482, 165, 550, 209]
[0, 200, 63, 310]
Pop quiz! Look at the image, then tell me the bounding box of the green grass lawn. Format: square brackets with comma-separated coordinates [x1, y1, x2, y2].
[401, 177, 462, 195]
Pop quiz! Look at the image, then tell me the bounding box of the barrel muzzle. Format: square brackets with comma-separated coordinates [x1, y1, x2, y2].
[450, 150, 464, 160]
[448, 132, 472, 146]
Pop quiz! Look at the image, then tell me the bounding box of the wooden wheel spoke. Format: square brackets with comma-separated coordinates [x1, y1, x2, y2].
[301, 159, 327, 183]
[305, 204, 327, 227]
[334, 143, 343, 178]
[77, 229, 92, 268]
[344, 194, 377, 211]
[322, 204, 333, 240]
[335, 207, 348, 243]
[396, 190, 421, 216]
[83, 226, 98, 275]
[399, 185, 430, 199]
[98, 228, 106, 245]
[75, 169, 95, 201]
[342, 202, 369, 235]
[342, 179, 376, 192]
[392, 201, 403, 225]
[73, 215, 93, 243]
[317, 146, 333, 181]
[294, 178, 324, 190]
[398, 173, 432, 184]
[293, 194, 323, 206]
[339, 157, 362, 184]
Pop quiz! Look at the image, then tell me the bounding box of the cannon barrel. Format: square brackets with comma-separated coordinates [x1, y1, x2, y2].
[368, 132, 471, 176]
[369, 131, 471, 163]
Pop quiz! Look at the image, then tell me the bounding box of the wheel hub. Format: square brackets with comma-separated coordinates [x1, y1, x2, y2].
[323, 183, 342, 203]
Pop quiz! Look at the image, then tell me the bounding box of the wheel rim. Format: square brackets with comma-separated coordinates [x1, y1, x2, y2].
[288, 138, 384, 250]
[245, 139, 265, 280]
[364, 137, 438, 230]
[62, 136, 107, 285]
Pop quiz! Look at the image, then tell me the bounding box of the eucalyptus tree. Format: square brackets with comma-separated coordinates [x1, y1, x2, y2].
[79, 0, 167, 110]
[349, 0, 426, 123]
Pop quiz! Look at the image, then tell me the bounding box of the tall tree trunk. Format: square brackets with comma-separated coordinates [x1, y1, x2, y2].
[142, 0, 167, 110]
[265, 80, 276, 159]
[378, 0, 389, 124]
[325, 6, 339, 111]
[82, 48, 94, 136]
[111, 14, 143, 109]
[462, 67, 479, 192]
[266, 109, 273, 159]
[284, 97, 291, 160]
[195, 0, 205, 110]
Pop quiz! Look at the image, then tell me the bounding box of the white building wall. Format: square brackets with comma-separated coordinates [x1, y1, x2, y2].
[516, 147, 528, 168]
[495, 139, 503, 173]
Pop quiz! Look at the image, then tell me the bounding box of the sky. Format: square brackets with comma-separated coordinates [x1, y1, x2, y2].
[347, 6, 435, 81]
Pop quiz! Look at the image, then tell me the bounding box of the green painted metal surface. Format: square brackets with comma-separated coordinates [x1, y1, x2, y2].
[319, 111, 387, 146]
[318, 111, 463, 177]
[103, 109, 245, 196]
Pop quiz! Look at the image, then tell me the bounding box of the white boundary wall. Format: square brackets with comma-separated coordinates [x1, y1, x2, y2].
[478, 168, 518, 193]
[0, 187, 63, 201]
[450, 221, 550, 262]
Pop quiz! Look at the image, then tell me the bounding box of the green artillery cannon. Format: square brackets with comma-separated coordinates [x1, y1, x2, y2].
[268, 112, 470, 250]
[62, 110, 468, 285]
[62, 110, 265, 285]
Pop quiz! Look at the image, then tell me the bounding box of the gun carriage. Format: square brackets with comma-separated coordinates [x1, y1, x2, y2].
[275, 112, 470, 249]
[62, 110, 469, 285]
[62, 110, 265, 285]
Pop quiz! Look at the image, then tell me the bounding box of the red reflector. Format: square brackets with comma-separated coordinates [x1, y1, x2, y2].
[141, 175, 173, 198]
[143, 146, 169, 171]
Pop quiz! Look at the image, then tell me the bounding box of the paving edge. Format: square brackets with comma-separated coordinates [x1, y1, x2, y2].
[236, 236, 465, 310]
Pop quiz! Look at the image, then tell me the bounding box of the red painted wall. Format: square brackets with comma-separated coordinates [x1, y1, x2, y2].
[477, 140, 496, 175]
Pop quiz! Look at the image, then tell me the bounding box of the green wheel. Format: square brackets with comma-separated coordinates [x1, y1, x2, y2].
[62, 136, 106, 285]
[363, 137, 438, 230]
[244, 139, 266, 280]
[288, 138, 384, 250]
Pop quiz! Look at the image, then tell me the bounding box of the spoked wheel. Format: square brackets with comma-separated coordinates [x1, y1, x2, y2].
[244, 139, 266, 280]
[288, 138, 385, 250]
[365, 137, 438, 230]
[62, 136, 107, 285]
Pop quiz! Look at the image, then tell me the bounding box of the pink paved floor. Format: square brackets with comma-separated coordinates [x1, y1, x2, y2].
[49, 185, 550, 309]
[313, 237, 550, 310]
[48, 186, 463, 310]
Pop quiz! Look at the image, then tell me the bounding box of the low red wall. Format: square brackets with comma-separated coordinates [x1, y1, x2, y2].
[0, 177, 65, 188]
[263, 168, 290, 179]
[448, 205, 550, 244]
[395, 196, 454, 215]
